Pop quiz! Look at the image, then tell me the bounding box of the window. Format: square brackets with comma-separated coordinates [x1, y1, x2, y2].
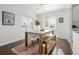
[45, 16, 56, 28]
[22, 16, 34, 26]
[22, 16, 34, 31]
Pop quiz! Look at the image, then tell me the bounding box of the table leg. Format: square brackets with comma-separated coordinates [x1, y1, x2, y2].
[25, 32, 28, 47]
[39, 34, 43, 54]
[45, 43, 47, 54]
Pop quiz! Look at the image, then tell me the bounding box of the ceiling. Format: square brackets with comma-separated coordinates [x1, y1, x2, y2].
[5, 4, 68, 14]
[35, 4, 68, 14]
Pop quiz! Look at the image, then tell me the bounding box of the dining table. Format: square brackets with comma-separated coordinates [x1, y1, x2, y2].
[25, 28, 55, 54]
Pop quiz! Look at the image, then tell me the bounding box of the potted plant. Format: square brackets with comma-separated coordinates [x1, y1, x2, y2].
[35, 20, 40, 31]
[35, 20, 40, 25]
[72, 24, 77, 31]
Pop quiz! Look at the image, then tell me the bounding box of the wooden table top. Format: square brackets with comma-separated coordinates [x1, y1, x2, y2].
[25, 29, 54, 35]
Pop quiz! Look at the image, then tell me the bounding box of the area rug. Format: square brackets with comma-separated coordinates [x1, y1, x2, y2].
[11, 43, 39, 55]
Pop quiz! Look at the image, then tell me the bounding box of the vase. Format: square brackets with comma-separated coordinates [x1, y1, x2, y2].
[36, 26, 40, 31]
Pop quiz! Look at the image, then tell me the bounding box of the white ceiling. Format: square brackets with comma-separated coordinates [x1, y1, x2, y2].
[36, 4, 68, 13]
[8, 4, 68, 14]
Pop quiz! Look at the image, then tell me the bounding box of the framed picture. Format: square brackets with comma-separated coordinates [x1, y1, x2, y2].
[59, 17, 63, 23]
[2, 11, 15, 25]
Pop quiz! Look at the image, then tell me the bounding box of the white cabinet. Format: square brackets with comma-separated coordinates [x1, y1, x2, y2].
[73, 31, 79, 54]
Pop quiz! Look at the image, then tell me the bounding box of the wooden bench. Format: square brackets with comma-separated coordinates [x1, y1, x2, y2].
[43, 35, 56, 54]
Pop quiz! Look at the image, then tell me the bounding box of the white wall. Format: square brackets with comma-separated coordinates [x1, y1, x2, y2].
[0, 5, 36, 46]
[37, 9, 70, 41]
[72, 5, 79, 20]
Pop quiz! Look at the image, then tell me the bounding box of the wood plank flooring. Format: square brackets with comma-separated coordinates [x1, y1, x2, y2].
[0, 38, 72, 55]
[0, 40, 24, 55]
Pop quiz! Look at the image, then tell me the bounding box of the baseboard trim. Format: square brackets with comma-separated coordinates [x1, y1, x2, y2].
[0, 39, 23, 46]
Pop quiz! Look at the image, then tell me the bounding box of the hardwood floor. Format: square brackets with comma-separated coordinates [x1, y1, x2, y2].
[55, 38, 72, 55]
[0, 38, 72, 55]
[0, 40, 24, 55]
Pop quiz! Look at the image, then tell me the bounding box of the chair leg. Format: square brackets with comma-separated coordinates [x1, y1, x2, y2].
[31, 41, 34, 47]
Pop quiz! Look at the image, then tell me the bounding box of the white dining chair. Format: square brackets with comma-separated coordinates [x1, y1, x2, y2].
[26, 24, 39, 47]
